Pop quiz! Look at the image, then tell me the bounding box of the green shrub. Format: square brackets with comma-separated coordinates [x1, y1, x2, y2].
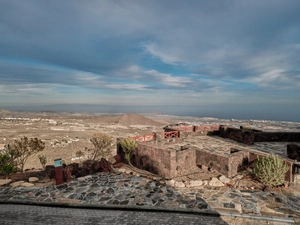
[0, 152, 16, 178]
[120, 138, 137, 165]
[38, 154, 47, 170]
[252, 154, 289, 187]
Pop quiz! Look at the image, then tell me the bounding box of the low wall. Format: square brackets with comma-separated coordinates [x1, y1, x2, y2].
[287, 144, 300, 161]
[219, 125, 300, 145]
[117, 139, 196, 178]
[254, 132, 300, 142]
[195, 149, 249, 177]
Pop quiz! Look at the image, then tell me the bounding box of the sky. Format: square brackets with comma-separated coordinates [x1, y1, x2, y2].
[0, 1, 300, 121]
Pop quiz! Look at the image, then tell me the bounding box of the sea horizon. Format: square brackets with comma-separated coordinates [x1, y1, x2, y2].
[1, 103, 299, 123]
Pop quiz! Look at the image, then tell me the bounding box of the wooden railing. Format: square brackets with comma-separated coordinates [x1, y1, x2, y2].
[132, 133, 155, 142]
[171, 126, 194, 132]
[162, 131, 179, 139]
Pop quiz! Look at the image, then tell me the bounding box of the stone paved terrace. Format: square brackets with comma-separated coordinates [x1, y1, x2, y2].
[144, 131, 299, 159]
[181, 135, 299, 160]
[0, 171, 300, 222]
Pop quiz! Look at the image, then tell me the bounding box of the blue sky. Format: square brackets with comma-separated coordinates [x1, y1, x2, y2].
[0, 1, 300, 121]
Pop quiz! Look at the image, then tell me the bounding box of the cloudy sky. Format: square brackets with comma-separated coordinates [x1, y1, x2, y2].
[0, 1, 300, 121]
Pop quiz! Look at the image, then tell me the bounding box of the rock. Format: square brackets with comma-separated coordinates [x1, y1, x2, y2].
[201, 165, 208, 171]
[11, 181, 25, 187]
[165, 179, 175, 186]
[0, 179, 12, 186]
[20, 182, 34, 187]
[28, 177, 39, 183]
[63, 167, 72, 182]
[219, 175, 231, 184]
[152, 176, 160, 181]
[235, 203, 243, 213]
[99, 158, 113, 172]
[203, 180, 208, 186]
[209, 177, 224, 187]
[66, 163, 79, 177]
[77, 175, 92, 181]
[174, 181, 185, 188]
[233, 174, 244, 180]
[186, 180, 203, 187]
[118, 168, 126, 173]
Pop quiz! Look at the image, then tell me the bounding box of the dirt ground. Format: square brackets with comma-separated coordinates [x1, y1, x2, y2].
[0, 111, 171, 170]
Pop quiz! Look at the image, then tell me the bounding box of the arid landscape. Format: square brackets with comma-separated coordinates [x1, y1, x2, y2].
[1, 108, 300, 172]
[2, 108, 300, 221]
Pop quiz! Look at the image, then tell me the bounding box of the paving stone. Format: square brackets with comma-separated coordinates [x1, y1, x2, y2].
[1, 171, 300, 219]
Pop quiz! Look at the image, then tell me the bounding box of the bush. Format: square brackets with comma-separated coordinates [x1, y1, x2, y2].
[9, 137, 45, 172]
[84, 133, 114, 160]
[252, 154, 289, 187]
[0, 152, 16, 178]
[120, 138, 137, 165]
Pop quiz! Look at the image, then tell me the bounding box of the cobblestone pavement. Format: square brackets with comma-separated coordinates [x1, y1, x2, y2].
[0, 172, 299, 222]
[0, 204, 230, 225]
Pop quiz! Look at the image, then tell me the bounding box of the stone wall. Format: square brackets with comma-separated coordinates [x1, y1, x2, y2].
[287, 144, 300, 161]
[195, 148, 249, 178]
[117, 139, 197, 179]
[254, 132, 300, 142]
[219, 125, 300, 145]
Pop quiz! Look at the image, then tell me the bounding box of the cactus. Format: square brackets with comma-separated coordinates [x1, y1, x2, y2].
[120, 138, 138, 165]
[252, 154, 289, 187]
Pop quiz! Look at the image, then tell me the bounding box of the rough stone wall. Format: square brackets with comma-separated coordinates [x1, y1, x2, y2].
[253, 132, 300, 142]
[228, 151, 249, 177]
[175, 148, 196, 175]
[195, 150, 230, 177]
[131, 143, 175, 178]
[287, 144, 300, 161]
[219, 125, 300, 144]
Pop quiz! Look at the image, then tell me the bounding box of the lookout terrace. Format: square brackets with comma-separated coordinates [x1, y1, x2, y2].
[117, 124, 300, 183]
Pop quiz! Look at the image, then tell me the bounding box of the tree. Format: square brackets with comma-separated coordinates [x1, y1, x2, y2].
[10, 137, 45, 172]
[120, 138, 137, 165]
[84, 133, 114, 160]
